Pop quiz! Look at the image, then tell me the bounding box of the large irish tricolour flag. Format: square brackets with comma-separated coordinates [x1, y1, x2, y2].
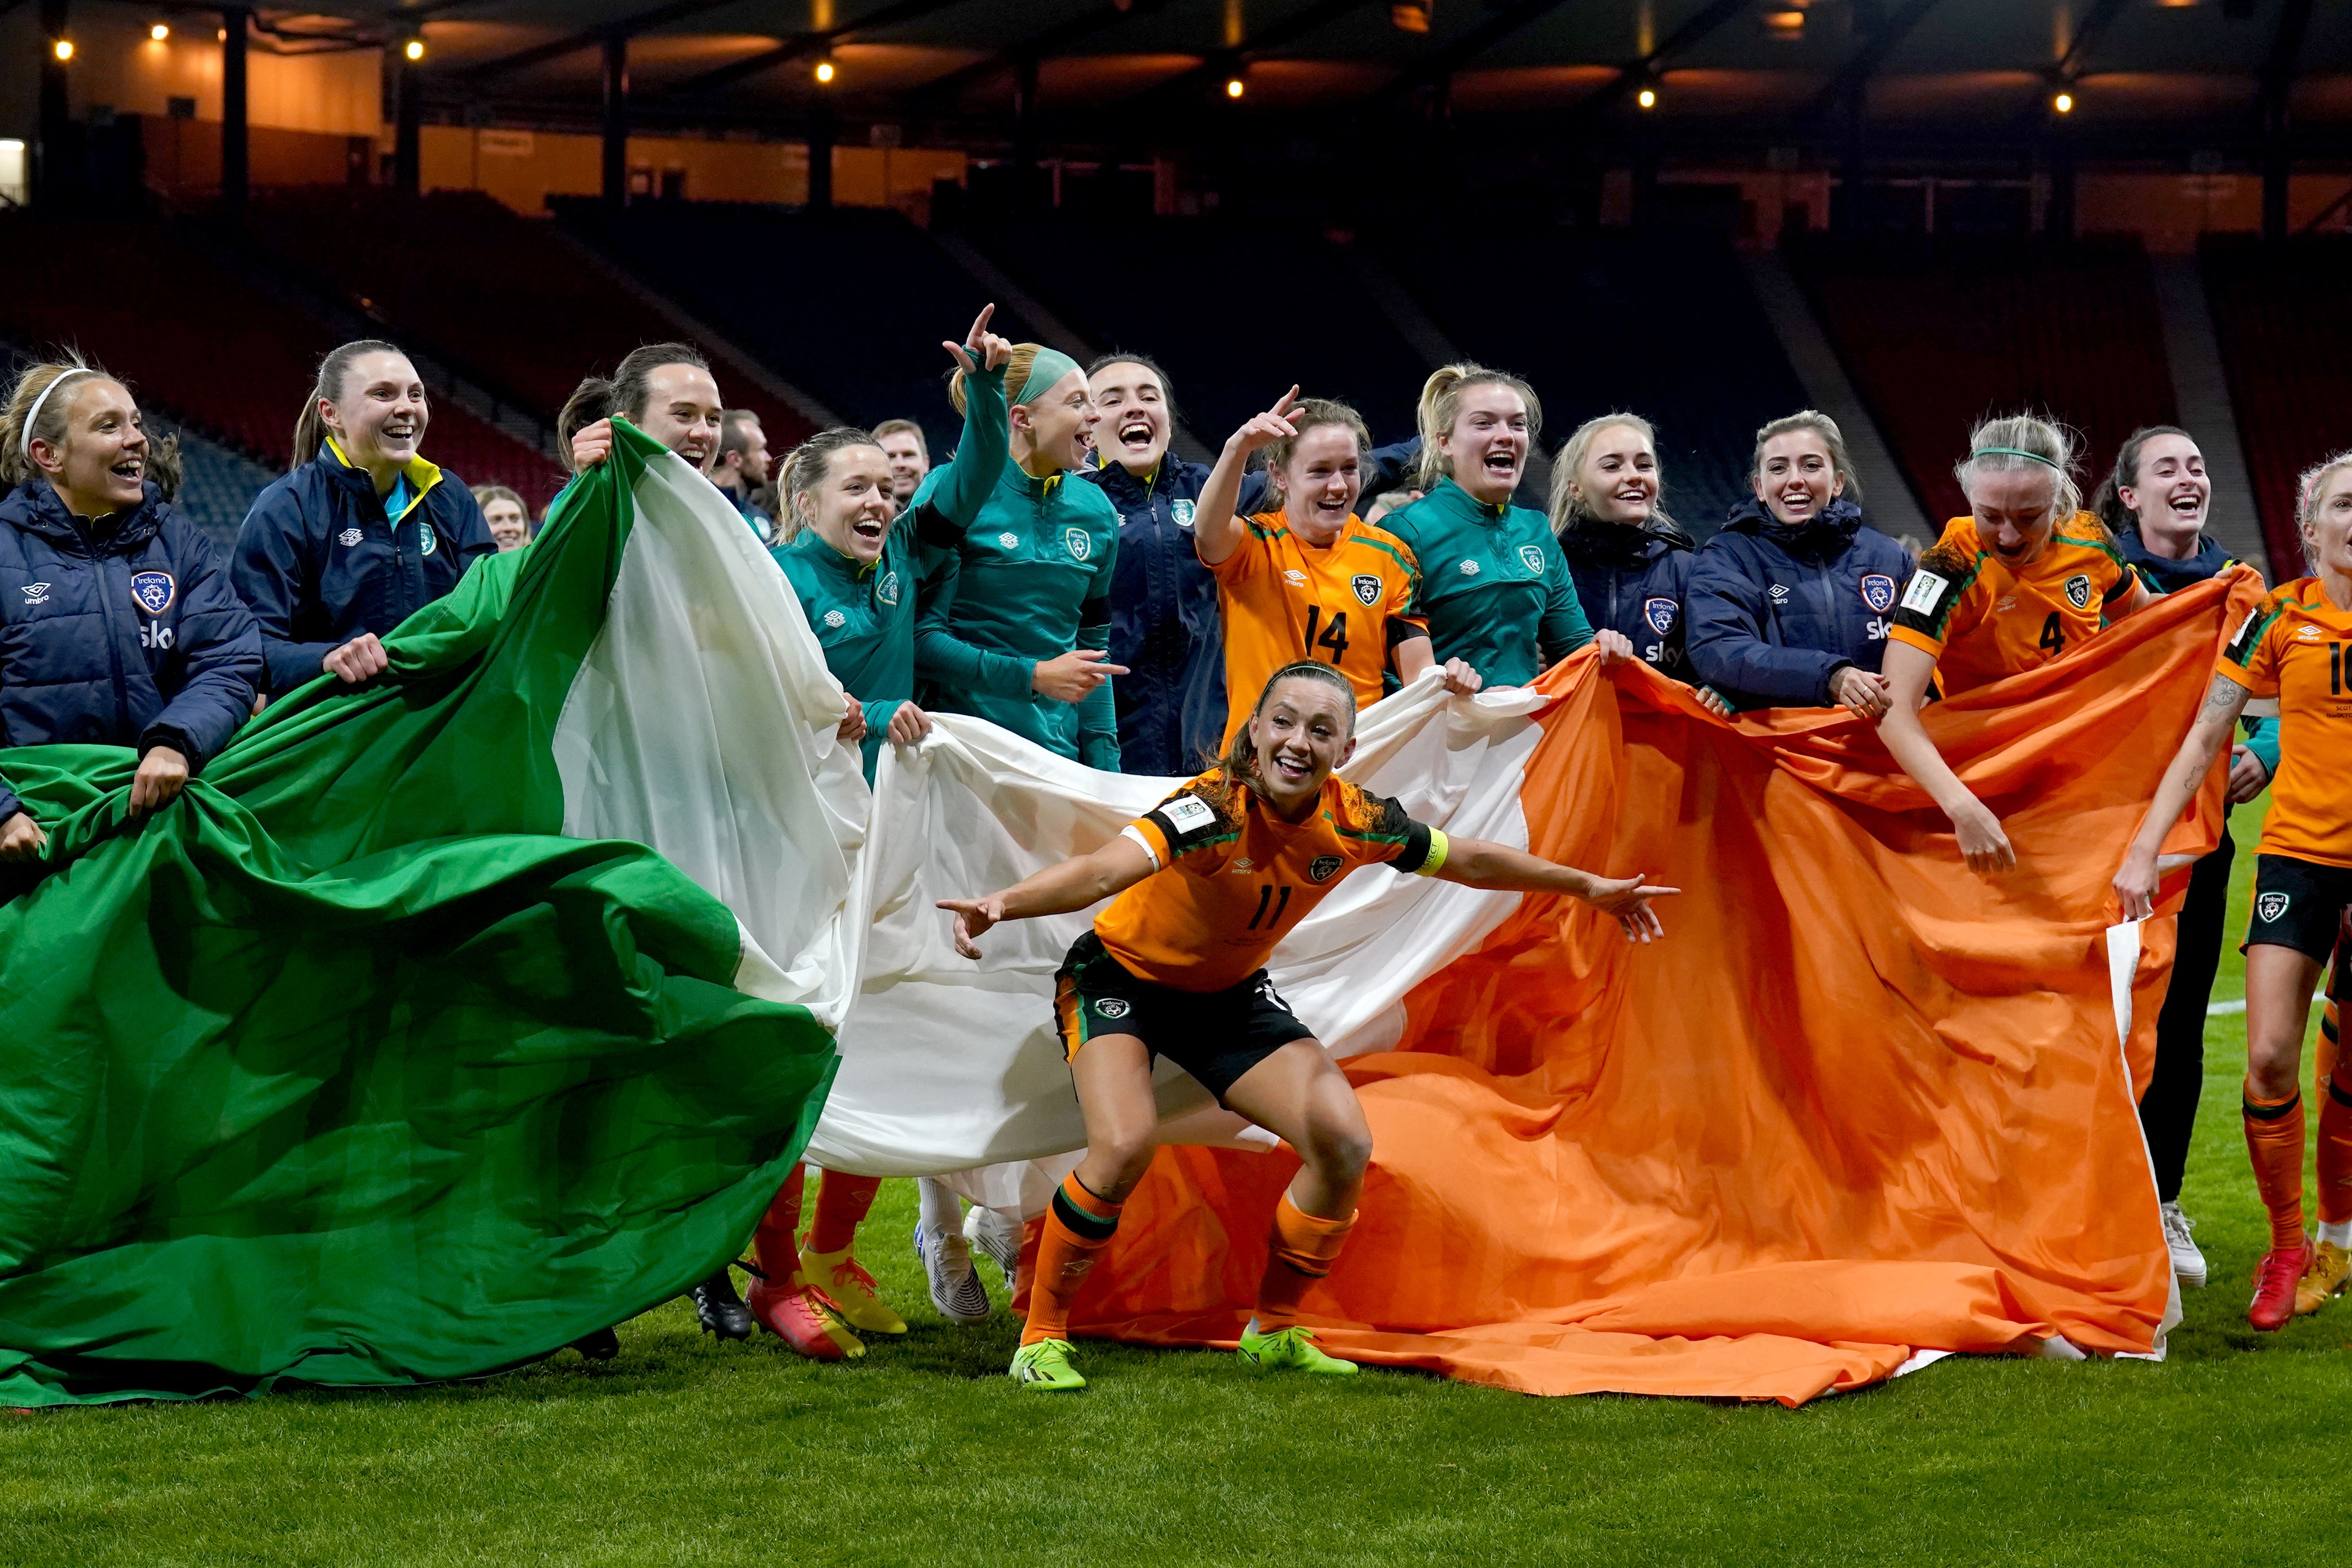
[0, 424, 862, 1406]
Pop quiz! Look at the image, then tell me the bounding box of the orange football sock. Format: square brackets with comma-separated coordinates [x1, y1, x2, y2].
[1020, 1174, 1121, 1346]
[2319, 1001, 2340, 1106]
[1252, 1195, 1356, 1331]
[2316, 1074, 2352, 1235]
[2244, 1084, 2308, 1253]
[807, 1172, 882, 1256]
[1010, 1215, 1044, 1319]
[754, 1165, 807, 1283]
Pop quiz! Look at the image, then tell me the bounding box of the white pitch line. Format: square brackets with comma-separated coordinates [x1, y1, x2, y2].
[2204, 997, 2327, 1016]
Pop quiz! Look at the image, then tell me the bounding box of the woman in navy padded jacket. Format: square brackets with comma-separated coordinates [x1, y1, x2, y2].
[1685, 410, 1912, 716]
[0, 359, 261, 861]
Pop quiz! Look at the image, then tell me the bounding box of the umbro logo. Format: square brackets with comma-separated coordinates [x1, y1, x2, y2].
[337, 528, 364, 547]
[1283, 569, 1307, 587]
[1229, 857, 1256, 873]
[20, 582, 50, 605]
[2299, 625, 2324, 641]
[1769, 583, 1790, 602]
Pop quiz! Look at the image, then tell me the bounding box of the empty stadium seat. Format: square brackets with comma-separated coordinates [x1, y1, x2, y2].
[0, 214, 567, 513]
[1790, 235, 2177, 528]
[555, 200, 1030, 458]
[1362, 226, 1812, 533]
[963, 215, 1432, 458]
[2201, 235, 2352, 574]
[246, 190, 815, 466]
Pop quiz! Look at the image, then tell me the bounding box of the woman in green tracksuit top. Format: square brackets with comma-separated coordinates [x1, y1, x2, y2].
[1379, 362, 1604, 687]
[775, 312, 1011, 782]
[748, 311, 1012, 1365]
[915, 344, 1127, 769]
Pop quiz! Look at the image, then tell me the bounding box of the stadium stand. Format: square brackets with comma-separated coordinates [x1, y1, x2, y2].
[0, 338, 272, 546]
[244, 190, 817, 467]
[960, 215, 1432, 460]
[149, 415, 280, 548]
[553, 200, 1031, 457]
[2200, 235, 2352, 574]
[0, 214, 566, 511]
[1789, 236, 2178, 529]
[1361, 226, 1811, 535]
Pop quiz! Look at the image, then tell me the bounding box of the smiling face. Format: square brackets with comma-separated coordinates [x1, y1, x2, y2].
[1753, 429, 1843, 526]
[1967, 464, 2063, 567]
[323, 350, 428, 475]
[483, 497, 530, 552]
[1248, 674, 1357, 813]
[1575, 423, 1660, 526]
[2119, 433, 2209, 537]
[635, 362, 726, 469]
[879, 428, 928, 501]
[1012, 368, 1099, 475]
[1089, 361, 1171, 478]
[805, 443, 895, 566]
[1439, 383, 1530, 505]
[1276, 424, 1363, 544]
[32, 377, 148, 516]
[2304, 468, 2352, 579]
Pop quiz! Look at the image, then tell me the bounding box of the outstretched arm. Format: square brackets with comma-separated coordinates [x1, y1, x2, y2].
[938, 835, 1157, 957]
[2114, 672, 2252, 918]
[1875, 639, 2014, 876]
[1433, 835, 1679, 943]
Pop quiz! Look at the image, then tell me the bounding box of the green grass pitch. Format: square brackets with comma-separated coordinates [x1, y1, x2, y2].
[8, 797, 2350, 1566]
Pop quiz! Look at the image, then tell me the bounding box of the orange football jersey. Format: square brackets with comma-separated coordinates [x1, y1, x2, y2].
[1209, 513, 1427, 744]
[1889, 513, 2133, 695]
[1095, 771, 1446, 993]
[2218, 578, 2352, 868]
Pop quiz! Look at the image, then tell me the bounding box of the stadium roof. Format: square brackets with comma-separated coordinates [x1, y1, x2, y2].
[309, 0, 2352, 155]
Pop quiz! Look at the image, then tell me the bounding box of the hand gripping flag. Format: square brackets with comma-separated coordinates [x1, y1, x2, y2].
[0, 422, 865, 1406]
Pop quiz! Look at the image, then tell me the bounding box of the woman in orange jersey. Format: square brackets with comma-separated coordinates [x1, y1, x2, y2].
[1193, 388, 1480, 745]
[938, 661, 1675, 1392]
[2116, 451, 2352, 1333]
[1877, 413, 2154, 873]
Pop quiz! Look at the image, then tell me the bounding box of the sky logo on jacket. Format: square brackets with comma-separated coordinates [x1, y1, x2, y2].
[1861, 574, 1896, 614]
[20, 582, 49, 606]
[130, 571, 176, 615]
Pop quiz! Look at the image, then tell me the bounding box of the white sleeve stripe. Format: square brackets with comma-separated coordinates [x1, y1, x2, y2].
[1119, 824, 1161, 870]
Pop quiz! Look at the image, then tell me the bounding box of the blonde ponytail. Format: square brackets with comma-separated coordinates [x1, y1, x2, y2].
[1414, 361, 1541, 490]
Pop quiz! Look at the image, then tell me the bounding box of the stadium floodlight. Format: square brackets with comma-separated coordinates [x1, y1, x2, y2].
[1392, 1, 1432, 32]
[1637, 86, 1657, 110]
[149, 22, 169, 42]
[815, 59, 837, 84]
[51, 38, 71, 61]
[1226, 77, 1245, 99]
[2053, 91, 2075, 114]
[404, 37, 426, 62]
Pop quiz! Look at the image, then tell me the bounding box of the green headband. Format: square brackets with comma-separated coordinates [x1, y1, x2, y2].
[1972, 445, 2062, 471]
[1015, 348, 1082, 407]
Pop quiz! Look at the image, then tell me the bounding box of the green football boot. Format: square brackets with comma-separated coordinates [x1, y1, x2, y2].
[1008, 1337, 1087, 1391]
[1236, 1324, 1358, 1377]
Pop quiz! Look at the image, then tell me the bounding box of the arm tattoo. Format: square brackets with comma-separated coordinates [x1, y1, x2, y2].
[2198, 674, 2247, 725]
